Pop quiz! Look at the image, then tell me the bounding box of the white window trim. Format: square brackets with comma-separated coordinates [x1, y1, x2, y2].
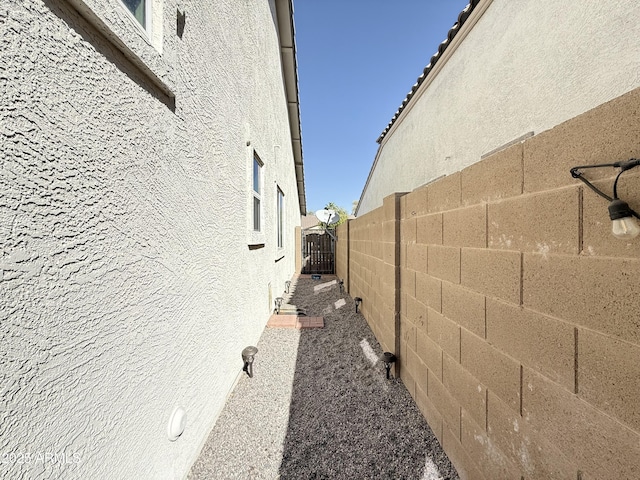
[276, 186, 285, 250]
[248, 150, 266, 246]
[253, 155, 263, 232]
[119, 0, 153, 39]
[65, 0, 172, 98]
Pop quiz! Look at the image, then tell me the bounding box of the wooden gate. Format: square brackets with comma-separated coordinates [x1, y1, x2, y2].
[301, 232, 335, 274]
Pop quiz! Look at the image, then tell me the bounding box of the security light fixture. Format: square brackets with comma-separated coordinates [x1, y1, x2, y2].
[285, 280, 291, 293]
[176, 9, 186, 39]
[609, 199, 640, 239]
[570, 158, 640, 240]
[381, 352, 397, 379]
[354, 297, 362, 313]
[274, 297, 283, 314]
[242, 346, 258, 378]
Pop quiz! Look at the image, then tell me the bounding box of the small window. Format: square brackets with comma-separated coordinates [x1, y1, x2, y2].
[122, 0, 150, 31]
[253, 155, 263, 232]
[277, 187, 284, 248]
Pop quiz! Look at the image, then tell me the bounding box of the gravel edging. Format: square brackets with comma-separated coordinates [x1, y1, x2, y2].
[188, 276, 459, 480]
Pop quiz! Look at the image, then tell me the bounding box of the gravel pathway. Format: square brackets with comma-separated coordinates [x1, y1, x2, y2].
[188, 276, 459, 480]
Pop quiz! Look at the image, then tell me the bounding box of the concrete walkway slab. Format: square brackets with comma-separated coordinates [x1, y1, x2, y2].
[267, 314, 324, 329]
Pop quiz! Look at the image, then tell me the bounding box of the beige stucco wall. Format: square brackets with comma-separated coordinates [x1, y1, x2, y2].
[358, 0, 640, 215]
[0, 0, 301, 478]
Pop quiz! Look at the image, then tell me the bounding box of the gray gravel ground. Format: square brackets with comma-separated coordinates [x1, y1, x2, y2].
[188, 276, 459, 480]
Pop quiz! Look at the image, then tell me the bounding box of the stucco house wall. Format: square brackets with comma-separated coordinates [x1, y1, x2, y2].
[1, 0, 304, 479]
[358, 0, 640, 215]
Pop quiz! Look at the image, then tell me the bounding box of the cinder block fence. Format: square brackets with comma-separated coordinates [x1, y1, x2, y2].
[336, 87, 640, 479]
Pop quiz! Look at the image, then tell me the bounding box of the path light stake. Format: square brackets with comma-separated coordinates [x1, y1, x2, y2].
[285, 281, 291, 293]
[242, 346, 258, 378]
[354, 297, 362, 314]
[382, 352, 397, 380]
[274, 297, 283, 314]
[338, 279, 344, 294]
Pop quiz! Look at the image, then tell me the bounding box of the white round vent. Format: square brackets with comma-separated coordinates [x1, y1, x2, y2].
[167, 406, 187, 441]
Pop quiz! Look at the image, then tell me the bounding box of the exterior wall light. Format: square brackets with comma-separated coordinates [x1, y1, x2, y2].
[274, 297, 283, 314]
[609, 199, 640, 239]
[381, 352, 397, 379]
[570, 158, 640, 239]
[242, 346, 258, 378]
[354, 297, 362, 313]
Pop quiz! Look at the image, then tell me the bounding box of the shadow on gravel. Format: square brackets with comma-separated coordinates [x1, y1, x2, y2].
[277, 276, 459, 480]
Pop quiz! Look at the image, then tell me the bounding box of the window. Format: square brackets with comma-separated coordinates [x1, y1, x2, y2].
[122, 0, 150, 31]
[247, 150, 265, 246]
[277, 187, 284, 248]
[253, 155, 263, 232]
[64, 0, 170, 110]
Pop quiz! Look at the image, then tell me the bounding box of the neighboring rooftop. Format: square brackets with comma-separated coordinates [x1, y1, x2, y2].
[376, 0, 481, 144]
[301, 214, 320, 230]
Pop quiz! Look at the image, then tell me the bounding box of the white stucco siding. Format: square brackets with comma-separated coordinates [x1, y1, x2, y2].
[1, 0, 300, 479]
[358, 0, 640, 215]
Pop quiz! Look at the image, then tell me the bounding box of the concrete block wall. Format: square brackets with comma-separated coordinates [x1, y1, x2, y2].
[338, 86, 640, 479]
[335, 222, 349, 289]
[338, 194, 402, 356]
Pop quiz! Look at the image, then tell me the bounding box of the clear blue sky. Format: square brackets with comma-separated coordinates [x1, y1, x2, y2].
[294, 0, 470, 215]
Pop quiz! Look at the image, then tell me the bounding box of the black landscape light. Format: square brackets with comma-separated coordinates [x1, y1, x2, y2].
[382, 352, 397, 379]
[274, 297, 283, 314]
[242, 346, 258, 378]
[570, 158, 640, 239]
[354, 297, 362, 313]
[285, 280, 291, 293]
[338, 279, 344, 294]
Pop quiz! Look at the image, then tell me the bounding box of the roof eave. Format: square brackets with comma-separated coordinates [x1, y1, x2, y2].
[356, 0, 491, 217]
[275, 0, 307, 215]
[376, 0, 486, 144]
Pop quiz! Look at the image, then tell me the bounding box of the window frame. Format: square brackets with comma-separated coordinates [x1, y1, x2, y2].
[120, 0, 152, 35]
[277, 186, 285, 249]
[247, 148, 266, 247]
[252, 153, 264, 233]
[64, 0, 171, 102]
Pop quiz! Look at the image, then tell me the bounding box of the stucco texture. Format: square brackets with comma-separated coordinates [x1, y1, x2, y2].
[1, 0, 301, 479]
[358, 0, 640, 215]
